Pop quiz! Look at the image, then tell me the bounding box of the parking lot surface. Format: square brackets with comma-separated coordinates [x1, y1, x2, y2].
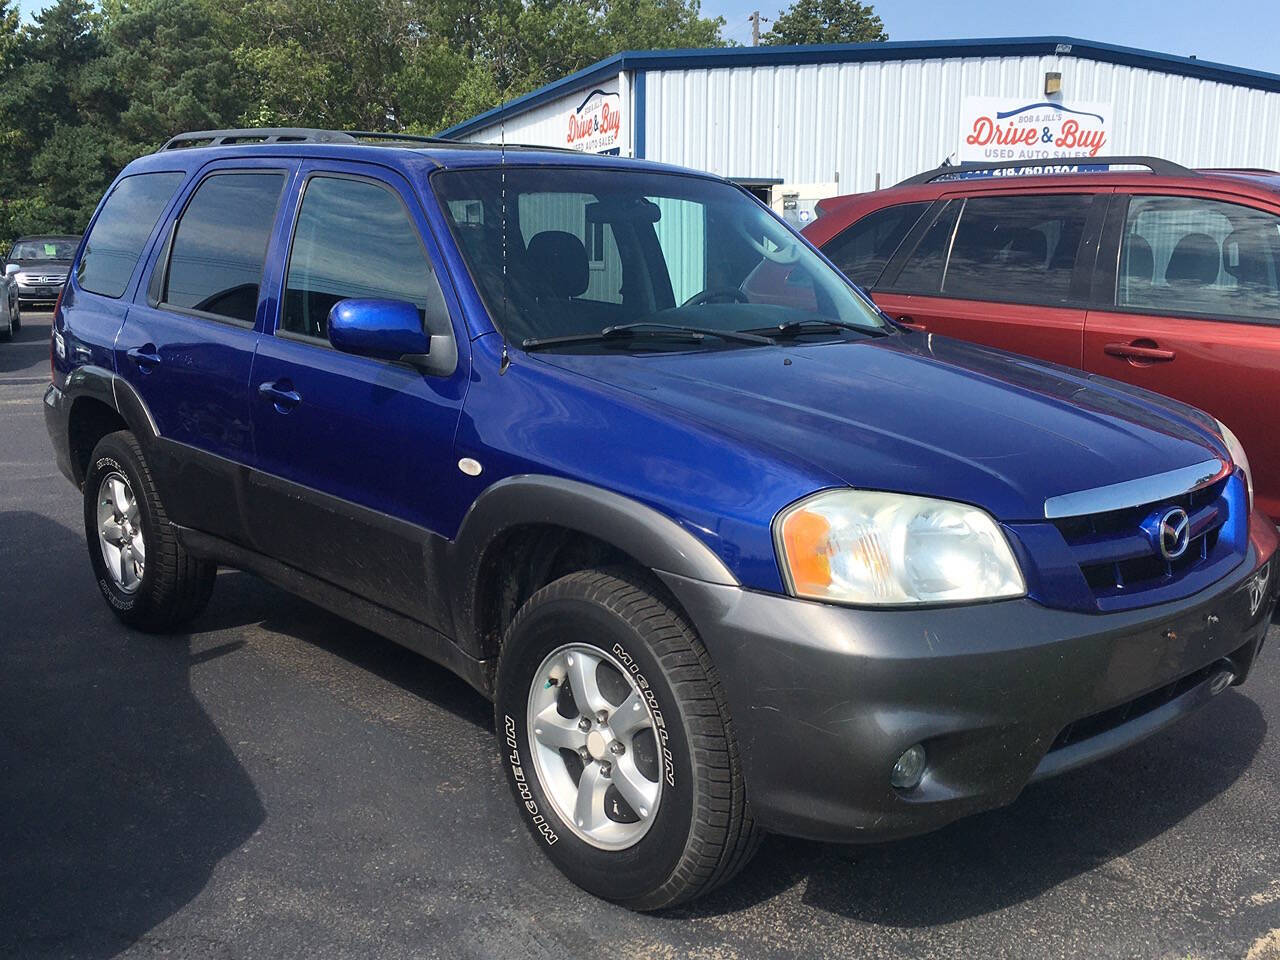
[3, 312, 1279, 959]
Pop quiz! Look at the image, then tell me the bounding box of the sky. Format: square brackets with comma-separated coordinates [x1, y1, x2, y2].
[706, 0, 1280, 72]
[12, 0, 1280, 75]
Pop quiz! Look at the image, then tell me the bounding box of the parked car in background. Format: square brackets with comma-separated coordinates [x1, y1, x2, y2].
[45, 131, 1277, 909]
[803, 157, 1280, 523]
[6, 234, 79, 308]
[0, 266, 18, 341]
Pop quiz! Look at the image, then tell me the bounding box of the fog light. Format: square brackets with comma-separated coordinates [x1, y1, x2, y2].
[890, 744, 927, 790]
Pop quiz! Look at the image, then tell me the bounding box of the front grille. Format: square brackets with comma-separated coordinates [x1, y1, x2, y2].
[22, 275, 65, 286]
[1053, 475, 1231, 605]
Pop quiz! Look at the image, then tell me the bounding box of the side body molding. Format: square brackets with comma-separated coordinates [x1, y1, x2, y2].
[448, 475, 740, 648]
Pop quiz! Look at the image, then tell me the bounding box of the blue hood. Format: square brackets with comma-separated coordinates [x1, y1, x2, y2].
[535, 332, 1226, 522]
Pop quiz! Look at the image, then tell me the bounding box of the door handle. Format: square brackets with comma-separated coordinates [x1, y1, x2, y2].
[1103, 341, 1176, 363]
[896, 315, 927, 331]
[126, 345, 162, 369]
[258, 380, 302, 412]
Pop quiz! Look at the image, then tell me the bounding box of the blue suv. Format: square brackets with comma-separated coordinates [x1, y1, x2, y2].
[45, 128, 1277, 909]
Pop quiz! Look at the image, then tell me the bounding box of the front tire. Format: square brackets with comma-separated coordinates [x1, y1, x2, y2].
[83, 431, 216, 631]
[494, 568, 759, 909]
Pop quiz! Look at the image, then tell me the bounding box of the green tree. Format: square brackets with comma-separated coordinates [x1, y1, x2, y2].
[761, 0, 886, 45]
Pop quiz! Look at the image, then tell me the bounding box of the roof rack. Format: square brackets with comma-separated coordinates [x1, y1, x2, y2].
[158, 127, 460, 152]
[895, 156, 1194, 187]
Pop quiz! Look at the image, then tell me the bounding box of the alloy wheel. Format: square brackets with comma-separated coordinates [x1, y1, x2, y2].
[526, 643, 664, 850]
[96, 471, 146, 593]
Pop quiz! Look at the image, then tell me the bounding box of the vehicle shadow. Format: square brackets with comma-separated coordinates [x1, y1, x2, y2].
[0, 511, 266, 958]
[196, 569, 493, 730]
[673, 682, 1266, 925]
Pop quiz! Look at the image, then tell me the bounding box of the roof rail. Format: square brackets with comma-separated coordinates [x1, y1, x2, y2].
[894, 156, 1194, 187]
[157, 127, 464, 152]
[158, 128, 359, 151]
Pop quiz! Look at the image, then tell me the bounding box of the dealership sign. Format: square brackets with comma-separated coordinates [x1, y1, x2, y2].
[565, 88, 623, 155]
[959, 97, 1112, 162]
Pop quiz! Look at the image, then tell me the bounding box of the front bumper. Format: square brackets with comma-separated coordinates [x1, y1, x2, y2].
[17, 281, 65, 303]
[659, 515, 1278, 844]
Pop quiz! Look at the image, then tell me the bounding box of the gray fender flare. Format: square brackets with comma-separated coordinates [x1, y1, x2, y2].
[448, 474, 739, 649]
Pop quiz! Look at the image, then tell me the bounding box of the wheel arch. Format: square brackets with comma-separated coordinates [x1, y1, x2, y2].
[450, 476, 738, 660]
[62, 367, 160, 486]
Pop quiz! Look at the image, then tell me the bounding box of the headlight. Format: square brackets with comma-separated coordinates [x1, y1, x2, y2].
[775, 490, 1026, 605]
[1216, 419, 1253, 513]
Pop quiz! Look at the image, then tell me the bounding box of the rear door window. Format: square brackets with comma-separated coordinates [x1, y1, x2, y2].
[1118, 195, 1280, 323]
[162, 171, 286, 324]
[821, 202, 930, 288]
[282, 175, 448, 341]
[941, 194, 1093, 304]
[77, 172, 185, 298]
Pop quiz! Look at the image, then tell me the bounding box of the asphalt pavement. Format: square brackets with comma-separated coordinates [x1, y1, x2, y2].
[3, 311, 1279, 960]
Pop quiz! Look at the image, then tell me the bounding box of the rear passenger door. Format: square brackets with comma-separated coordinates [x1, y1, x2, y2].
[117, 160, 293, 546]
[246, 161, 468, 630]
[1084, 192, 1280, 520]
[872, 191, 1104, 368]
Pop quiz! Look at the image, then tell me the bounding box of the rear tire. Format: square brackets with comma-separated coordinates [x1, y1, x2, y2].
[83, 431, 216, 631]
[494, 567, 760, 910]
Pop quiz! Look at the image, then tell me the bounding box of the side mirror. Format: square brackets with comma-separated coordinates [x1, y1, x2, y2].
[4, 264, 18, 276]
[327, 299, 457, 377]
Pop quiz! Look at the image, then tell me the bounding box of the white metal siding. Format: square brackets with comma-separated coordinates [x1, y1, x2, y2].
[640, 55, 1280, 192]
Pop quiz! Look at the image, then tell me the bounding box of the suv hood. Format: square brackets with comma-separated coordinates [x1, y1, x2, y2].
[536, 333, 1225, 522]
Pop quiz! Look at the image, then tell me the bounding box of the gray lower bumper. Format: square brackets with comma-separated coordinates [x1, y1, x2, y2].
[659, 524, 1277, 844]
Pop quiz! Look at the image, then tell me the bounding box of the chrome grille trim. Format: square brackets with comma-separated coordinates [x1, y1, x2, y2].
[1043, 458, 1226, 520]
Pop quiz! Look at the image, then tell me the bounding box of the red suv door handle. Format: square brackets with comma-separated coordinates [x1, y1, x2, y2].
[1103, 341, 1176, 363]
[896, 315, 927, 331]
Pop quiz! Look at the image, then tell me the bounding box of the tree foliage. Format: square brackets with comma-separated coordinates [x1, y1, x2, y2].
[761, 0, 885, 46]
[0, 0, 727, 245]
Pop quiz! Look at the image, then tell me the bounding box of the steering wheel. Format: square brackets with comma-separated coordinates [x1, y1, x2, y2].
[682, 287, 750, 307]
[737, 214, 802, 265]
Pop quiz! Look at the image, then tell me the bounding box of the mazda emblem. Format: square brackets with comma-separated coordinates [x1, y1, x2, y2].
[1157, 507, 1191, 560]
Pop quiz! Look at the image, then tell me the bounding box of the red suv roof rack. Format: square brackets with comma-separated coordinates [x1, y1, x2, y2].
[894, 156, 1194, 187]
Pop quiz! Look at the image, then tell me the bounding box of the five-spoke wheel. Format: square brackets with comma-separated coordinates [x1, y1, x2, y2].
[527, 643, 663, 850]
[96, 471, 146, 593]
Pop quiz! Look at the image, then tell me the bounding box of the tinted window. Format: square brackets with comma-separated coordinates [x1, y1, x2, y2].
[283, 176, 447, 340]
[942, 194, 1091, 304]
[888, 201, 959, 293]
[822, 202, 930, 288]
[78, 173, 184, 298]
[164, 172, 284, 323]
[1119, 195, 1280, 323]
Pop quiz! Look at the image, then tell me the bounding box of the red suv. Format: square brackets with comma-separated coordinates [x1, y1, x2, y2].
[803, 157, 1280, 522]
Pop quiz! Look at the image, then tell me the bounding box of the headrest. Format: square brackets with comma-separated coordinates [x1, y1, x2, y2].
[525, 230, 589, 298]
[1223, 227, 1272, 286]
[1005, 228, 1047, 265]
[1124, 234, 1154, 282]
[1165, 232, 1220, 286]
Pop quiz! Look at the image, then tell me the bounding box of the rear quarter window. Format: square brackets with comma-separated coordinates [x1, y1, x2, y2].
[820, 201, 930, 289]
[77, 172, 185, 298]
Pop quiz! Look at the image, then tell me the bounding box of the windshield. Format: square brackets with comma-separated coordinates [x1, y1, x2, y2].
[10, 238, 77, 261]
[434, 168, 887, 349]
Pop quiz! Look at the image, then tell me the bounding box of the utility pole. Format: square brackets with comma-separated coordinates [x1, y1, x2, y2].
[748, 10, 768, 45]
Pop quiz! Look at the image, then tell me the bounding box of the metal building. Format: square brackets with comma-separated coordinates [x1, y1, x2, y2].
[439, 36, 1280, 225]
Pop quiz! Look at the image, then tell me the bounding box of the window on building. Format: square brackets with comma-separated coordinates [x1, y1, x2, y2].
[164, 172, 285, 323]
[1119, 195, 1280, 323]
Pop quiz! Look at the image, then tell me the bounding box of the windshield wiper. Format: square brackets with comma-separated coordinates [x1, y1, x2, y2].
[747, 318, 888, 338]
[522, 321, 774, 351]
